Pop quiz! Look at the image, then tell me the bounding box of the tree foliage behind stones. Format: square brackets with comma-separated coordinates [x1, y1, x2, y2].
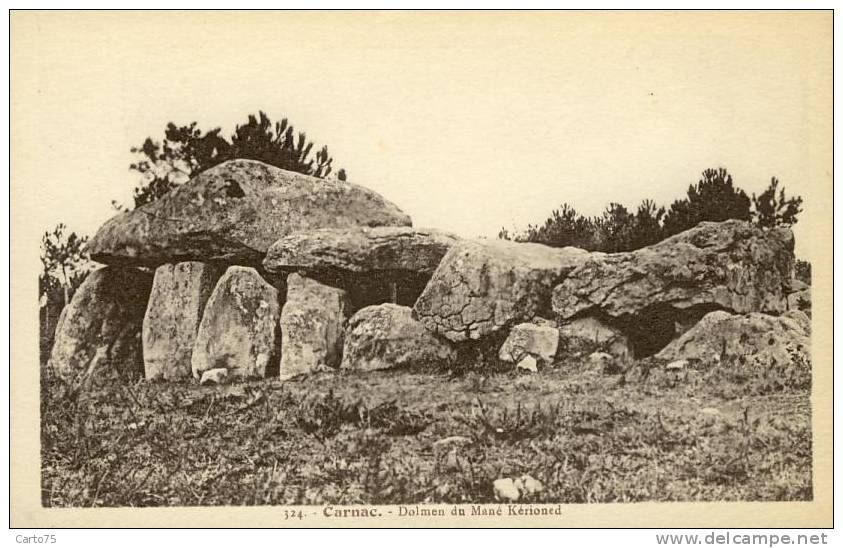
[124, 111, 346, 209]
[662, 168, 752, 236]
[502, 204, 599, 250]
[40, 224, 94, 360]
[751, 177, 803, 228]
[501, 168, 804, 255]
[40, 224, 92, 305]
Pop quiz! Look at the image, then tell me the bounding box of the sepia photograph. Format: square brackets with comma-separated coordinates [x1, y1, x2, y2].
[10, 9, 833, 528]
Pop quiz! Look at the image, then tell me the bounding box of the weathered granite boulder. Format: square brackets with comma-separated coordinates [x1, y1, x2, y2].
[413, 239, 590, 342]
[552, 220, 794, 355]
[498, 320, 559, 366]
[49, 267, 152, 389]
[786, 279, 811, 313]
[789, 279, 809, 293]
[280, 274, 349, 377]
[86, 160, 412, 267]
[656, 310, 810, 368]
[783, 309, 811, 328]
[191, 266, 282, 380]
[556, 316, 631, 362]
[264, 227, 459, 308]
[143, 261, 224, 380]
[341, 304, 456, 371]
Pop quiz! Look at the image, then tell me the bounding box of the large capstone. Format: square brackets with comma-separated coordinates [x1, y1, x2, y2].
[552, 220, 795, 356]
[48, 267, 152, 389]
[341, 303, 456, 371]
[279, 273, 349, 378]
[191, 266, 282, 380]
[86, 159, 412, 267]
[263, 226, 459, 308]
[143, 261, 224, 380]
[412, 239, 590, 342]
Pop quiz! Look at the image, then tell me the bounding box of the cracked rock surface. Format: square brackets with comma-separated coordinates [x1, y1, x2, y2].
[86, 159, 412, 267]
[552, 220, 794, 322]
[412, 239, 590, 343]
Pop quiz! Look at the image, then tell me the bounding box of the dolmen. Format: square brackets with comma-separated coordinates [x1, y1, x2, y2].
[48, 159, 809, 389]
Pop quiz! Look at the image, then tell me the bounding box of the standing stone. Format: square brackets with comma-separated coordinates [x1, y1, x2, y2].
[191, 266, 282, 380]
[49, 267, 152, 389]
[280, 274, 349, 377]
[143, 262, 223, 380]
[498, 320, 559, 365]
[413, 239, 590, 342]
[341, 304, 456, 371]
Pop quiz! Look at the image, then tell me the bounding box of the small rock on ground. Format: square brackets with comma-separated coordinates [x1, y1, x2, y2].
[516, 474, 544, 497]
[516, 355, 538, 373]
[200, 368, 229, 385]
[493, 478, 521, 502]
[666, 359, 689, 371]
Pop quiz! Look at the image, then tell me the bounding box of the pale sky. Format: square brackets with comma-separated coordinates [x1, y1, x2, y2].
[12, 11, 832, 261]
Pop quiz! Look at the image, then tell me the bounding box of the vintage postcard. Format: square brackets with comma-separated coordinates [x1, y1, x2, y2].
[10, 10, 833, 528]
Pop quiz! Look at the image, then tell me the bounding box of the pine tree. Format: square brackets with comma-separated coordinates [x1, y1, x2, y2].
[125, 111, 344, 209]
[663, 168, 751, 236]
[751, 177, 803, 228]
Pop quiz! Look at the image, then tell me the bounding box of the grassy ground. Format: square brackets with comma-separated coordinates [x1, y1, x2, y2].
[40, 354, 812, 507]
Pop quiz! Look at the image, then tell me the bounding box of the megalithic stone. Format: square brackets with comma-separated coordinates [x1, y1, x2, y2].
[142, 261, 224, 381]
[48, 266, 153, 390]
[279, 273, 349, 378]
[191, 266, 283, 380]
[86, 159, 412, 267]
